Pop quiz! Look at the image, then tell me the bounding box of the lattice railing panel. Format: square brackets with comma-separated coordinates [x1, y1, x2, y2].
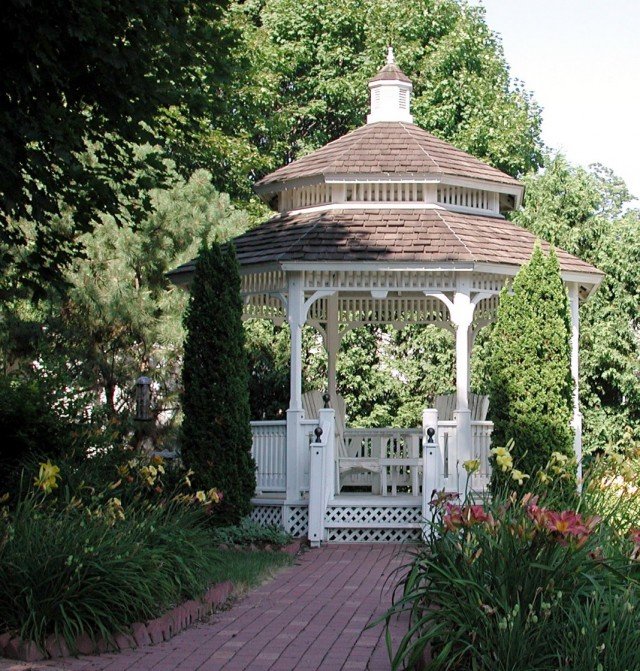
[325, 505, 422, 527]
[243, 294, 286, 322]
[250, 504, 283, 528]
[285, 505, 309, 538]
[242, 271, 287, 295]
[305, 270, 456, 291]
[326, 527, 421, 543]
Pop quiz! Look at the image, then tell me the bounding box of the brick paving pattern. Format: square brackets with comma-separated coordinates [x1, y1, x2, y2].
[1, 544, 411, 671]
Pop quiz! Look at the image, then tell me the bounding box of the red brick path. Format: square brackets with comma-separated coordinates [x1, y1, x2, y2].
[5, 544, 411, 671]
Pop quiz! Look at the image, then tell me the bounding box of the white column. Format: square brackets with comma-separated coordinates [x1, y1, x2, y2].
[286, 271, 304, 502]
[326, 293, 340, 404]
[569, 283, 583, 482]
[451, 280, 475, 495]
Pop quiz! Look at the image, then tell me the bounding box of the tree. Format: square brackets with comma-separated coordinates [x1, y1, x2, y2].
[512, 155, 640, 453]
[487, 245, 575, 492]
[181, 0, 543, 200]
[0, 163, 250, 449]
[181, 242, 255, 523]
[0, 0, 234, 293]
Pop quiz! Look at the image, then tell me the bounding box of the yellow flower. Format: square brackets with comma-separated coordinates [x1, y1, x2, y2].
[537, 471, 551, 484]
[104, 497, 125, 524]
[34, 461, 61, 494]
[195, 490, 207, 503]
[463, 459, 481, 475]
[511, 469, 530, 485]
[207, 488, 221, 504]
[491, 446, 513, 472]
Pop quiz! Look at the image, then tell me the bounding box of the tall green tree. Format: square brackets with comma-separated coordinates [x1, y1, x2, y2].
[487, 245, 575, 491]
[512, 155, 640, 452]
[181, 243, 256, 523]
[0, 0, 234, 292]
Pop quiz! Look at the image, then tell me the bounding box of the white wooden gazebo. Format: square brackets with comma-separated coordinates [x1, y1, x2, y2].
[170, 49, 603, 544]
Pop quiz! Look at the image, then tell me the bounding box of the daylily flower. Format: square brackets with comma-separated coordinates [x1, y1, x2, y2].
[34, 461, 61, 494]
[463, 459, 481, 475]
[491, 446, 513, 472]
[511, 469, 530, 485]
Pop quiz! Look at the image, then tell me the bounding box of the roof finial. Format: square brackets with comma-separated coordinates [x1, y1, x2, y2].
[386, 45, 395, 65]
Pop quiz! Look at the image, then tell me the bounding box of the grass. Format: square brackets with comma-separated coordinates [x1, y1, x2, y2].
[210, 549, 294, 593]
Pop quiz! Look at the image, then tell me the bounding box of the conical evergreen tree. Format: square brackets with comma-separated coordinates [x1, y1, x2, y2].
[181, 242, 255, 523]
[487, 244, 575, 493]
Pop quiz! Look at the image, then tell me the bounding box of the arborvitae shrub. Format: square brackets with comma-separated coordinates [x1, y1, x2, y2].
[487, 244, 576, 495]
[181, 242, 256, 524]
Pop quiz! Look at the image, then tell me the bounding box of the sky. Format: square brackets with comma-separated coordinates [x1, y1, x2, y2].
[470, 0, 640, 203]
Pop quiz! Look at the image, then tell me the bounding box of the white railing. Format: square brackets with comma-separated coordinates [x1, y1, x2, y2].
[343, 428, 423, 495]
[250, 419, 493, 497]
[472, 421, 493, 490]
[250, 421, 286, 493]
[438, 420, 493, 492]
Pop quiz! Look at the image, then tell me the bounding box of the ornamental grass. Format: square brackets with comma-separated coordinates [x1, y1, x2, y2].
[0, 496, 221, 654]
[0, 451, 228, 654]
[383, 485, 640, 671]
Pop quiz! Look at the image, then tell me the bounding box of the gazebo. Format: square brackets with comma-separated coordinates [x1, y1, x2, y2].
[170, 49, 603, 544]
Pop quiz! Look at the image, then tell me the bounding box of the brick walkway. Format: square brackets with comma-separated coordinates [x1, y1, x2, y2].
[1, 544, 411, 671]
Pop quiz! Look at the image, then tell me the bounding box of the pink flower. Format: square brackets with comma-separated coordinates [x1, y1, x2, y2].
[443, 504, 495, 531]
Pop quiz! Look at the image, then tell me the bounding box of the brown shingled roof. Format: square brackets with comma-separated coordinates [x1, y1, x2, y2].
[169, 209, 602, 279]
[369, 63, 411, 83]
[255, 123, 521, 190]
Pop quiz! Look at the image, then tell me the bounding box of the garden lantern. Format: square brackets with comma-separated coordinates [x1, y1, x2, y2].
[135, 376, 153, 422]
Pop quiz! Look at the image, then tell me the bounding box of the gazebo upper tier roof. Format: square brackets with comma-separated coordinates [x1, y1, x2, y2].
[254, 122, 521, 192]
[169, 208, 602, 282]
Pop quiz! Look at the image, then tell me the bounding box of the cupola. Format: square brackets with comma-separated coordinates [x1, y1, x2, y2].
[367, 46, 413, 124]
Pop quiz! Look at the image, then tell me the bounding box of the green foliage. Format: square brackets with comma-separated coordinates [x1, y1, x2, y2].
[1, 166, 249, 453]
[193, 0, 543, 200]
[383, 490, 640, 670]
[181, 243, 256, 524]
[0, 497, 222, 652]
[1, 0, 234, 293]
[0, 375, 79, 495]
[513, 155, 640, 453]
[209, 518, 292, 547]
[487, 245, 575, 491]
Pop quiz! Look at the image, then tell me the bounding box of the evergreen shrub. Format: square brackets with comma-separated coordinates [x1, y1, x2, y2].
[181, 242, 256, 524]
[486, 245, 575, 494]
[0, 375, 75, 494]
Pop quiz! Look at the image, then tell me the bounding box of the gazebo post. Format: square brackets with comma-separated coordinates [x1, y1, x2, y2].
[568, 282, 583, 481]
[451, 280, 475, 495]
[286, 271, 305, 502]
[326, 293, 340, 404]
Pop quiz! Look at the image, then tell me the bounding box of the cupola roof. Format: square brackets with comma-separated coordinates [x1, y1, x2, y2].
[369, 47, 411, 83]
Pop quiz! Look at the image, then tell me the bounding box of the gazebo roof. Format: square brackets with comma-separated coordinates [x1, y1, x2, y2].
[169, 208, 602, 281]
[254, 122, 522, 192]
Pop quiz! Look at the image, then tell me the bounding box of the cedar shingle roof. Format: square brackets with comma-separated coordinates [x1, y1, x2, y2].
[255, 123, 521, 190]
[169, 209, 602, 278]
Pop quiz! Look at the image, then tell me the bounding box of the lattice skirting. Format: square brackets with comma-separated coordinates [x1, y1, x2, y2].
[250, 504, 283, 528]
[325, 505, 423, 527]
[249, 503, 309, 539]
[324, 505, 423, 543]
[284, 505, 309, 538]
[325, 526, 422, 543]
